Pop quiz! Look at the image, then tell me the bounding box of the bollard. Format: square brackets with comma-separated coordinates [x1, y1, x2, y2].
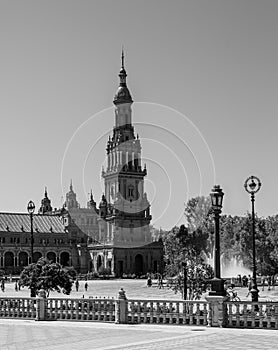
[205, 295, 229, 327]
[35, 289, 47, 321]
[115, 288, 128, 324]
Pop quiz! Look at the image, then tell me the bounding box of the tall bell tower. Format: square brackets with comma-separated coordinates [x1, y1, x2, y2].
[101, 51, 152, 247]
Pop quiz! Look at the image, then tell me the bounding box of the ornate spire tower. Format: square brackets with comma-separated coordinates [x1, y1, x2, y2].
[38, 187, 53, 214]
[101, 51, 152, 247]
[64, 180, 79, 210]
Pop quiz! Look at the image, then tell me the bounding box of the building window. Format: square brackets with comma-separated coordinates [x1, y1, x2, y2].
[128, 187, 134, 197]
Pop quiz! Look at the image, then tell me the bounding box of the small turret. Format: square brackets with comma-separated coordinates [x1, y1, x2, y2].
[64, 180, 79, 210]
[99, 194, 108, 218]
[38, 187, 53, 214]
[87, 190, 97, 211]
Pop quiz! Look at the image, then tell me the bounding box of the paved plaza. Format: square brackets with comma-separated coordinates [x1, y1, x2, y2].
[1, 318, 278, 350]
[1, 278, 278, 301]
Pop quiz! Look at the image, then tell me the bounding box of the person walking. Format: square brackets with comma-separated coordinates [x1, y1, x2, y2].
[157, 274, 164, 289]
[246, 275, 252, 297]
[271, 275, 275, 290]
[261, 275, 265, 291]
[267, 275, 271, 291]
[75, 280, 79, 292]
[147, 274, 152, 287]
[1, 279, 5, 292]
[84, 282, 88, 292]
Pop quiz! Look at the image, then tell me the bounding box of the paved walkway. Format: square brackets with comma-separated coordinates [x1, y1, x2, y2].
[0, 319, 278, 350]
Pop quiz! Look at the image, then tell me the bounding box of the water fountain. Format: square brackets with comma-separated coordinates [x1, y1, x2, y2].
[206, 254, 251, 278]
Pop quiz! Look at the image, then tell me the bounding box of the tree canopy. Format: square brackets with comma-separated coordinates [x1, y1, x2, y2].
[163, 225, 213, 299]
[163, 195, 278, 300]
[184, 195, 278, 276]
[19, 258, 77, 297]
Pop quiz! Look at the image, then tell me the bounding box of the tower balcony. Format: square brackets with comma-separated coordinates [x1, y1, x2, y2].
[102, 164, 147, 177]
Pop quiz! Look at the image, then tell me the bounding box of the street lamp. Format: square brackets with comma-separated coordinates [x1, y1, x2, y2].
[209, 185, 225, 296]
[182, 262, 187, 300]
[244, 175, 261, 303]
[27, 200, 35, 263]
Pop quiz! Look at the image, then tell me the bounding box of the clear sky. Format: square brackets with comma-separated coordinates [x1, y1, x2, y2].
[0, 0, 277, 230]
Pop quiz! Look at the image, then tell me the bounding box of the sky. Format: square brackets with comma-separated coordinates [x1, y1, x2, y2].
[0, 0, 277, 230]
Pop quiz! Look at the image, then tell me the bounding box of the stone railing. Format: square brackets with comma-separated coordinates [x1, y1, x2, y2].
[1, 289, 278, 330]
[126, 299, 208, 325]
[46, 297, 115, 322]
[0, 297, 36, 319]
[226, 300, 278, 329]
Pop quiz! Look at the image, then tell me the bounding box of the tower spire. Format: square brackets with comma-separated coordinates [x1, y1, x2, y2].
[121, 47, 124, 69]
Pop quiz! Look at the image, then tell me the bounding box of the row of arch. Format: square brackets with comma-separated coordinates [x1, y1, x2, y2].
[0, 251, 70, 268]
[94, 253, 144, 274]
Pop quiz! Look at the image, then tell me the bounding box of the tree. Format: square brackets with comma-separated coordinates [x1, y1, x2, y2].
[19, 258, 77, 297]
[184, 196, 214, 256]
[184, 196, 213, 231]
[163, 225, 213, 300]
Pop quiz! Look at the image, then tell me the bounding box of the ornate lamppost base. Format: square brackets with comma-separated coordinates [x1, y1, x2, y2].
[209, 278, 226, 296]
[251, 287, 259, 303]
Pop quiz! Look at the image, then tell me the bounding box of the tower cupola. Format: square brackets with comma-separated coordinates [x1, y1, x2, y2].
[64, 180, 79, 210]
[88, 190, 97, 211]
[113, 49, 133, 105]
[38, 187, 53, 214]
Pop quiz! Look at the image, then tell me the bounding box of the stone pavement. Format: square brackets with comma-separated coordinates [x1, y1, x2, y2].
[1, 319, 278, 350]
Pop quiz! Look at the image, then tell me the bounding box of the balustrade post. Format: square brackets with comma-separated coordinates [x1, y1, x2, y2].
[115, 288, 128, 324]
[35, 289, 47, 321]
[205, 295, 229, 327]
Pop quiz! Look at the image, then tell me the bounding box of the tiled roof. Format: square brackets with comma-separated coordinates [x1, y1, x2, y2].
[0, 213, 65, 234]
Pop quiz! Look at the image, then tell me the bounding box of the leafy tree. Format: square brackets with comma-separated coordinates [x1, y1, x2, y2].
[182, 193, 278, 278]
[19, 258, 77, 297]
[163, 225, 213, 300]
[184, 196, 213, 230]
[184, 196, 214, 256]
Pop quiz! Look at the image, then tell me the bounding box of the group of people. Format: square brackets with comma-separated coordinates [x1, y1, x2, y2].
[261, 275, 276, 291]
[232, 273, 276, 297]
[75, 280, 88, 292]
[146, 273, 164, 288]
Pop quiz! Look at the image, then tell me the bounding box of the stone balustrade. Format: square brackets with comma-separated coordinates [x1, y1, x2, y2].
[0, 297, 36, 319]
[127, 299, 208, 325]
[226, 300, 278, 329]
[46, 297, 115, 321]
[0, 289, 278, 330]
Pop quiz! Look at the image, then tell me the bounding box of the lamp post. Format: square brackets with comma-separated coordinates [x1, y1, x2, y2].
[209, 185, 225, 296]
[182, 262, 187, 300]
[27, 200, 35, 263]
[244, 175, 261, 303]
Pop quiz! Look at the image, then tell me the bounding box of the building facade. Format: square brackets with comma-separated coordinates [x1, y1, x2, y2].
[0, 211, 78, 274]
